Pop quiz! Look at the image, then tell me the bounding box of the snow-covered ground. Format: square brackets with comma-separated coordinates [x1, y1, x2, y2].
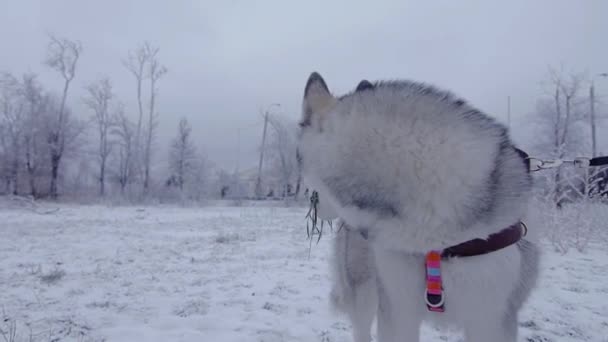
[1, 201, 607, 341]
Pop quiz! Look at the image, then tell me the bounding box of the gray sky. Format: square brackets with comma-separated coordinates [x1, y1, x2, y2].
[1, 0, 607, 170]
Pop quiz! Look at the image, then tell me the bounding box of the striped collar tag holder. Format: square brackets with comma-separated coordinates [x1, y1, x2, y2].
[425, 251, 445, 312]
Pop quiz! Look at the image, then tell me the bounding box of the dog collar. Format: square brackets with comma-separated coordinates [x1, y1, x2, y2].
[425, 222, 527, 312]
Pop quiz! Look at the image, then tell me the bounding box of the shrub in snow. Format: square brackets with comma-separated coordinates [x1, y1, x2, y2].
[214, 233, 240, 244]
[39, 267, 66, 285]
[530, 193, 607, 254]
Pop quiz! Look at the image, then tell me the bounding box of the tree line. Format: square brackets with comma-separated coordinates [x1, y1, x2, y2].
[0, 34, 302, 203]
[1, 36, 604, 204]
[0, 36, 197, 201]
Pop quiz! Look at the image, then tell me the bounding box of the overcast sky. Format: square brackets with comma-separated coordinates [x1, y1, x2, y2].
[1, 0, 607, 170]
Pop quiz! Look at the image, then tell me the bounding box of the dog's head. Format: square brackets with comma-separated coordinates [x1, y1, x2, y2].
[296, 72, 395, 225]
[296, 72, 340, 220]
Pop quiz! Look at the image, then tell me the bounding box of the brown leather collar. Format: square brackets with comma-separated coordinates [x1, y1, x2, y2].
[441, 222, 527, 259]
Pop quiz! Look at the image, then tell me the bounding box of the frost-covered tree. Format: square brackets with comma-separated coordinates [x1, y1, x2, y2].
[44, 34, 83, 199]
[2, 72, 84, 199]
[531, 66, 588, 206]
[124, 41, 167, 193]
[83, 78, 114, 196]
[111, 105, 136, 195]
[267, 114, 298, 198]
[0, 72, 24, 194]
[168, 118, 196, 191]
[20, 74, 47, 198]
[189, 152, 211, 200]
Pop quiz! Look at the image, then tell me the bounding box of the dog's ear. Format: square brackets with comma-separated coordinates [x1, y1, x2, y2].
[355, 79, 374, 92]
[301, 72, 335, 127]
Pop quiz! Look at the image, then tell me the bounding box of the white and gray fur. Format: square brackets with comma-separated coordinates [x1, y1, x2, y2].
[297, 72, 540, 342]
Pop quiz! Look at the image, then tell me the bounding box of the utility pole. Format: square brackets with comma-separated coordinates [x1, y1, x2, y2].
[507, 95, 511, 129]
[254, 111, 269, 198]
[236, 127, 241, 173]
[590, 82, 597, 157]
[588, 73, 607, 197]
[254, 103, 280, 199]
[590, 73, 608, 158]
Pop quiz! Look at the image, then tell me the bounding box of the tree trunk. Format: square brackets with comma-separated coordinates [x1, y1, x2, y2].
[143, 81, 155, 192]
[59, 81, 69, 128]
[26, 150, 37, 198]
[50, 154, 61, 199]
[552, 86, 562, 207]
[294, 173, 302, 200]
[100, 159, 106, 196]
[178, 158, 184, 191]
[28, 173, 37, 198]
[48, 74, 71, 200]
[277, 146, 289, 198]
[11, 154, 19, 195]
[143, 113, 153, 192]
[554, 167, 562, 207]
[136, 76, 144, 144]
[143, 149, 150, 191]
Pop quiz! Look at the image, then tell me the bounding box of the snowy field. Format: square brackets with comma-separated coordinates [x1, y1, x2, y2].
[1, 201, 608, 341]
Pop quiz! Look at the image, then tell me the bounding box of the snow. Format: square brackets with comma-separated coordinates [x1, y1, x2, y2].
[1, 202, 607, 341]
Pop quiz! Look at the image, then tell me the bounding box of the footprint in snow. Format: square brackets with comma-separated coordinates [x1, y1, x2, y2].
[262, 302, 287, 315]
[173, 300, 209, 317]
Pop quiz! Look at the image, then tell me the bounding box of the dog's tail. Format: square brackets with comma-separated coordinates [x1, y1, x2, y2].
[328, 223, 376, 315]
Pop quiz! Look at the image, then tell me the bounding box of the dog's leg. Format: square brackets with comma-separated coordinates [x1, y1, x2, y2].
[464, 302, 519, 342]
[350, 278, 377, 342]
[330, 225, 377, 342]
[465, 240, 538, 342]
[375, 278, 421, 342]
[375, 280, 395, 342]
[464, 317, 517, 342]
[502, 313, 519, 342]
[374, 248, 422, 342]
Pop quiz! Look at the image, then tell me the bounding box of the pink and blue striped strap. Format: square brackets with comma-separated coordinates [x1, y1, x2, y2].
[425, 251, 445, 312]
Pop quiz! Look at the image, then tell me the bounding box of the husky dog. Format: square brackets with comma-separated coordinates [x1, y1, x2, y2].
[297, 72, 540, 342]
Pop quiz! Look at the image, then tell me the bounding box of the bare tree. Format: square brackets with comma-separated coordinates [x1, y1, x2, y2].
[123, 42, 167, 193]
[44, 34, 82, 199]
[189, 152, 210, 200]
[267, 114, 298, 198]
[123, 45, 147, 146]
[83, 78, 114, 196]
[111, 106, 136, 195]
[168, 118, 196, 191]
[0, 73, 24, 194]
[20, 73, 46, 198]
[123, 44, 148, 185]
[45, 94, 87, 194]
[143, 44, 167, 192]
[533, 66, 587, 206]
[0, 123, 10, 193]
